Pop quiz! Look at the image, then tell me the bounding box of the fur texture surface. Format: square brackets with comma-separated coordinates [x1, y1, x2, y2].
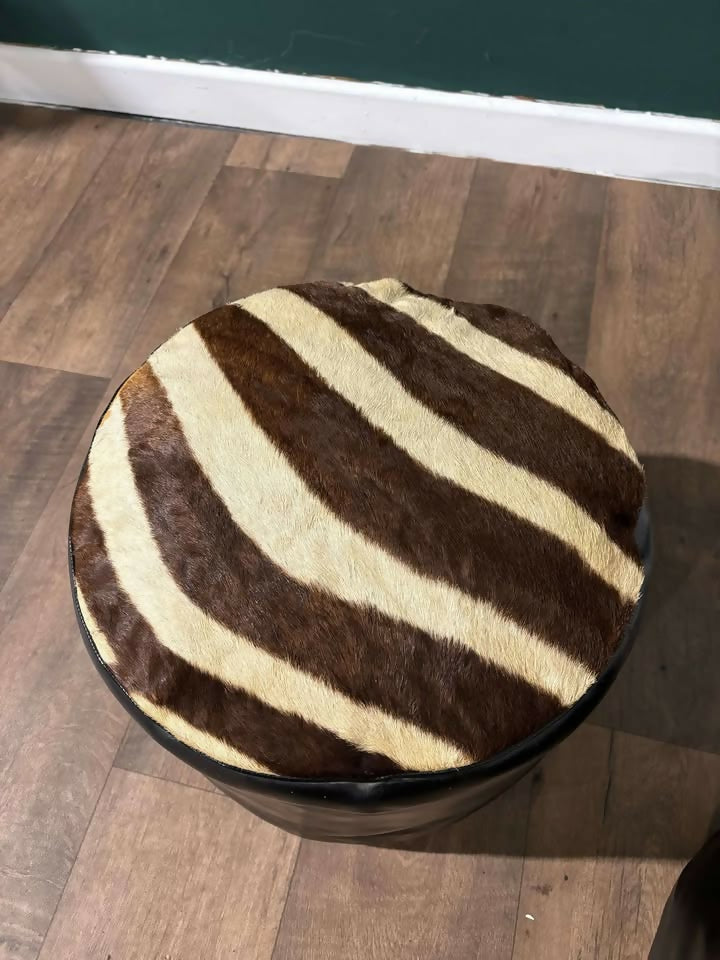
[70, 279, 645, 780]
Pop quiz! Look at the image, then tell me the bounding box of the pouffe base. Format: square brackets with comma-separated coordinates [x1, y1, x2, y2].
[209, 757, 540, 844]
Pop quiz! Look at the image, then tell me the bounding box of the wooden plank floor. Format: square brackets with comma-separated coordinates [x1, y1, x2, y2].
[1, 104, 718, 960]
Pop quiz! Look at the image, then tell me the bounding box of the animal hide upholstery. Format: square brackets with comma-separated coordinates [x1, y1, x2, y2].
[69, 279, 645, 780]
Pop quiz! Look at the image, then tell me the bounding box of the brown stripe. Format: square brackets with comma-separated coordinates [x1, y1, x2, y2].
[412, 284, 615, 415]
[293, 280, 643, 555]
[119, 362, 565, 760]
[198, 304, 633, 673]
[70, 470, 400, 779]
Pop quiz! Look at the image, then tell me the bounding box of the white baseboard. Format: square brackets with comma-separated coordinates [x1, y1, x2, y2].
[1, 43, 718, 188]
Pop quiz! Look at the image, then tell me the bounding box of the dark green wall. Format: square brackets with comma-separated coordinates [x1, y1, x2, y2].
[3, 0, 719, 120]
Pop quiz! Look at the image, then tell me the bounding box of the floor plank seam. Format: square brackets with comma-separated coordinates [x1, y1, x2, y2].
[585, 720, 720, 761]
[303, 167, 347, 279]
[110, 762, 219, 796]
[34, 716, 131, 960]
[0, 358, 109, 381]
[507, 787, 534, 959]
[600, 729, 616, 826]
[441, 158, 480, 295]
[268, 840, 304, 960]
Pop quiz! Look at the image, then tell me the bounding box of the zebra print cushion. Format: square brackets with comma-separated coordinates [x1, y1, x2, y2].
[70, 279, 645, 780]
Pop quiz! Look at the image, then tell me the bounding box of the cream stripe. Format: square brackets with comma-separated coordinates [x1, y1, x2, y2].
[75, 582, 117, 667]
[87, 402, 469, 772]
[150, 324, 595, 707]
[358, 278, 640, 466]
[129, 693, 274, 775]
[239, 287, 642, 603]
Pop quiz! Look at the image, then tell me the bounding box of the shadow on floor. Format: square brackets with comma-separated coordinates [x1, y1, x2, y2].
[0, 101, 69, 133]
[0, 0, 109, 134]
[593, 453, 720, 754]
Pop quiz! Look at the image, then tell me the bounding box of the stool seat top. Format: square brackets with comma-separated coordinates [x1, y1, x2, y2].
[70, 279, 645, 781]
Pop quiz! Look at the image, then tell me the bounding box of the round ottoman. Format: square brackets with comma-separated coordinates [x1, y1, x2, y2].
[69, 278, 649, 842]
